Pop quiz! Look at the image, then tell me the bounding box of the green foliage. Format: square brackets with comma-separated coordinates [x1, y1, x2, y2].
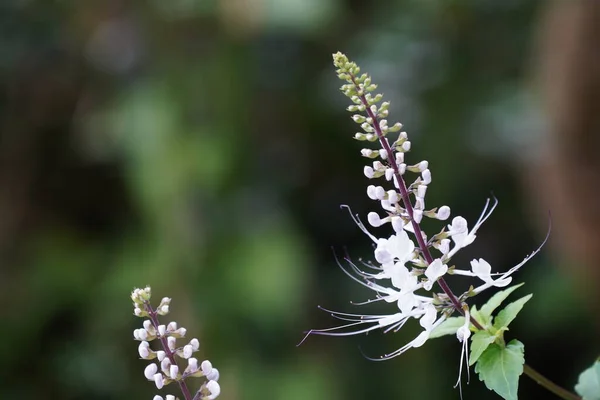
[468, 285, 532, 398]
[493, 294, 533, 332]
[478, 284, 525, 328]
[475, 340, 525, 400]
[470, 330, 502, 366]
[575, 360, 600, 400]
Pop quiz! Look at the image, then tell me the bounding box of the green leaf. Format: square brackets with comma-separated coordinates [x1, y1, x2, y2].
[471, 304, 486, 327]
[575, 360, 600, 400]
[429, 316, 465, 339]
[475, 340, 525, 400]
[469, 330, 497, 366]
[493, 294, 533, 331]
[479, 283, 524, 327]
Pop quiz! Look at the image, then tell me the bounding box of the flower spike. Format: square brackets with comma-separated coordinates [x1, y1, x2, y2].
[302, 52, 546, 398]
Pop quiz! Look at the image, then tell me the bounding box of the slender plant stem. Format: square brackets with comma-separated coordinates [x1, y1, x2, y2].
[523, 365, 581, 400]
[145, 304, 193, 400]
[352, 75, 580, 400]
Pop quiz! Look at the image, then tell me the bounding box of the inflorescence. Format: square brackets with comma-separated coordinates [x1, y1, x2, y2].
[132, 287, 221, 400]
[301, 52, 543, 363]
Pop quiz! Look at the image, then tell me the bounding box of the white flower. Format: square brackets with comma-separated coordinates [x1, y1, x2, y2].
[169, 365, 179, 380]
[435, 238, 450, 255]
[369, 303, 445, 361]
[423, 259, 448, 291]
[436, 205, 451, 221]
[205, 380, 221, 399]
[374, 231, 415, 265]
[367, 212, 384, 227]
[447, 217, 470, 246]
[158, 305, 170, 315]
[159, 297, 171, 307]
[143, 320, 153, 331]
[134, 328, 148, 341]
[455, 311, 472, 397]
[190, 338, 200, 351]
[471, 259, 512, 287]
[451, 232, 547, 296]
[167, 336, 176, 351]
[206, 368, 220, 381]
[161, 358, 171, 373]
[153, 373, 165, 389]
[201, 360, 213, 376]
[421, 169, 431, 184]
[445, 198, 497, 260]
[452, 258, 512, 295]
[144, 363, 158, 380]
[158, 325, 166, 337]
[186, 357, 199, 374]
[183, 345, 193, 359]
[138, 341, 151, 359]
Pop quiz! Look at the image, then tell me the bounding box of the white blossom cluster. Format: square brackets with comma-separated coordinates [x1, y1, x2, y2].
[132, 287, 221, 400]
[301, 53, 543, 360]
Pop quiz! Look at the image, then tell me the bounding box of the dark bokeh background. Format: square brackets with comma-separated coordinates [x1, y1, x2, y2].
[1, 1, 598, 399]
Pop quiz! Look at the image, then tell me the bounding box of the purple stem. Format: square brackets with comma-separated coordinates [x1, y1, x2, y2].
[351, 76, 467, 319]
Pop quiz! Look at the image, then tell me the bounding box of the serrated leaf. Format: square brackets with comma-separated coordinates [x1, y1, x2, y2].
[575, 360, 600, 400]
[429, 316, 465, 339]
[479, 283, 524, 327]
[493, 294, 533, 331]
[475, 340, 525, 400]
[469, 330, 497, 366]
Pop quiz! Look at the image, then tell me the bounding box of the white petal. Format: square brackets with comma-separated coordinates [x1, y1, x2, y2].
[183, 345, 193, 359]
[144, 363, 158, 380]
[367, 212, 382, 227]
[153, 373, 164, 389]
[470, 258, 492, 280]
[167, 336, 176, 350]
[419, 304, 437, 330]
[169, 365, 178, 380]
[188, 357, 198, 372]
[201, 360, 213, 375]
[138, 341, 150, 359]
[411, 329, 430, 348]
[206, 380, 221, 399]
[158, 324, 166, 336]
[437, 206, 451, 221]
[424, 259, 448, 290]
[376, 313, 405, 328]
[374, 239, 392, 264]
[206, 367, 220, 381]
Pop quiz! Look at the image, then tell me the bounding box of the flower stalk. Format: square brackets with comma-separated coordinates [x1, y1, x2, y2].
[143, 302, 193, 400]
[132, 287, 221, 400]
[353, 64, 581, 400]
[354, 73, 466, 316]
[301, 52, 581, 400]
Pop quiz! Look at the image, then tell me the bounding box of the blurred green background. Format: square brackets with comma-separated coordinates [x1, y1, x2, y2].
[1, 1, 598, 399]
